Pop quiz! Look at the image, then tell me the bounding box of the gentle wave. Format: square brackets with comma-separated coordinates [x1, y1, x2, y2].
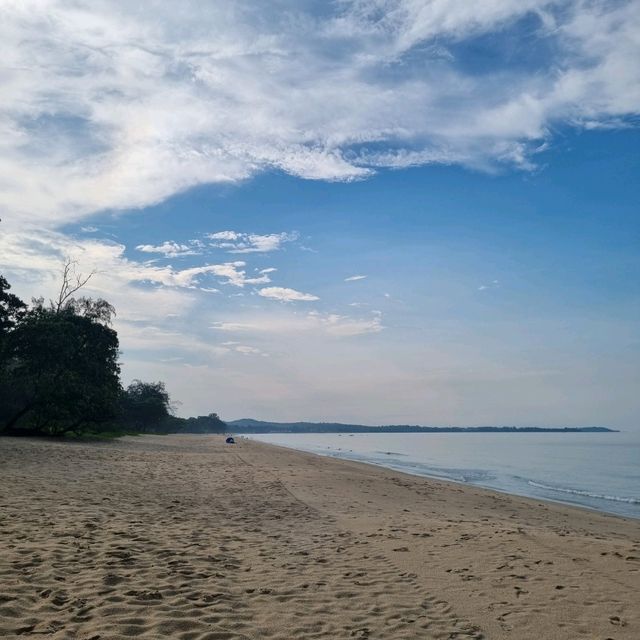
[248, 433, 640, 519]
[527, 480, 639, 504]
[330, 450, 471, 482]
[366, 456, 491, 484]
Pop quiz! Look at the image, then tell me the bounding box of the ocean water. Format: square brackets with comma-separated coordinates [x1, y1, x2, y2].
[245, 432, 640, 519]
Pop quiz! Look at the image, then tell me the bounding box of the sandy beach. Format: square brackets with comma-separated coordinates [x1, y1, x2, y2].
[0, 435, 638, 639]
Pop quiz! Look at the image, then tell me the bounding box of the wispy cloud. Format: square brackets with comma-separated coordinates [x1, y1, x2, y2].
[133, 232, 298, 258]
[221, 341, 268, 357]
[136, 241, 201, 258]
[308, 310, 384, 337]
[211, 309, 383, 337]
[234, 345, 269, 357]
[207, 231, 298, 253]
[258, 286, 319, 302]
[0, 229, 272, 297]
[345, 275, 367, 282]
[1, 1, 638, 226]
[190, 262, 271, 288]
[0, 229, 203, 339]
[478, 280, 500, 291]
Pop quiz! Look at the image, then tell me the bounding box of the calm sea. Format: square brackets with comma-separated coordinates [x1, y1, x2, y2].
[245, 432, 640, 519]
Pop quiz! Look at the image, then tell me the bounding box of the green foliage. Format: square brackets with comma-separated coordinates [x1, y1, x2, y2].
[182, 413, 226, 434]
[0, 277, 27, 428]
[2, 305, 121, 435]
[0, 272, 226, 438]
[119, 380, 172, 432]
[0, 275, 26, 336]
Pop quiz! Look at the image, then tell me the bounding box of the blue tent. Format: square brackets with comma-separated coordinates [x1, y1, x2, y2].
[225, 436, 235, 444]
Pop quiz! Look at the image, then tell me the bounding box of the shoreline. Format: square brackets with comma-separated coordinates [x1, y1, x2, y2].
[243, 432, 640, 520]
[244, 436, 639, 522]
[1, 434, 638, 639]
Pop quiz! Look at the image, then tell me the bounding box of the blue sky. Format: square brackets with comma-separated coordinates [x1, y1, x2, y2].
[1, 1, 639, 427]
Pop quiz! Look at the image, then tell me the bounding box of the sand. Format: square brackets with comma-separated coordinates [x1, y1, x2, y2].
[0, 435, 638, 639]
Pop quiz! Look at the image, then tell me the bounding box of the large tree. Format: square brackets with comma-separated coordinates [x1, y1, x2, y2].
[2, 303, 121, 435]
[1, 270, 224, 437]
[1, 265, 121, 436]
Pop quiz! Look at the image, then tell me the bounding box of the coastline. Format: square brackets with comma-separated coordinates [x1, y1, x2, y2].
[245, 431, 640, 520]
[1, 435, 638, 639]
[246, 436, 639, 518]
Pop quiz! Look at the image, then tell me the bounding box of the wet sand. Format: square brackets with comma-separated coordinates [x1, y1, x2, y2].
[0, 434, 638, 639]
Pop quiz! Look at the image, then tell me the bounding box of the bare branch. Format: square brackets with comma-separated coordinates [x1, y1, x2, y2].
[54, 258, 95, 313]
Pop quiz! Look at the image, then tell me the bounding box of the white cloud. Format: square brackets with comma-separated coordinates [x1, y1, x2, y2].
[1, 1, 638, 226]
[0, 228, 206, 344]
[117, 322, 228, 358]
[258, 286, 319, 302]
[308, 310, 384, 337]
[220, 340, 267, 356]
[0, 227, 285, 377]
[207, 231, 298, 253]
[208, 231, 240, 241]
[478, 279, 500, 291]
[136, 241, 200, 258]
[234, 345, 268, 357]
[345, 274, 367, 282]
[0, 229, 273, 307]
[176, 262, 271, 288]
[211, 309, 383, 337]
[133, 233, 297, 259]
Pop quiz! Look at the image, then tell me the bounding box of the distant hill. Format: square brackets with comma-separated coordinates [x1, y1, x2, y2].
[227, 419, 617, 434]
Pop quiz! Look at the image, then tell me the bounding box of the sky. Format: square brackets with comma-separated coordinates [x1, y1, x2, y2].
[1, 0, 639, 428]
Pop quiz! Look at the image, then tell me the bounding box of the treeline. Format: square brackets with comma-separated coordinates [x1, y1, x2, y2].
[228, 419, 616, 433]
[0, 270, 226, 437]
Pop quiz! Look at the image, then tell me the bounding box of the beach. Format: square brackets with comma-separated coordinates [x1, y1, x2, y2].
[1, 435, 638, 639]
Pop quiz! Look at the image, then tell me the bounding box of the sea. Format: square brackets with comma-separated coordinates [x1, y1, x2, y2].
[245, 431, 640, 520]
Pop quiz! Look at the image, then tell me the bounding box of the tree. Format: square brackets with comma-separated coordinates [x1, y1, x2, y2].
[0, 269, 225, 438]
[53, 259, 94, 313]
[0, 267, 121, 436]
[182, 412, 226, 433]
[0, 275, 27, 427]
[119, 380, 173, 432]
[2, 305, 121, 435]
[0, 275, 26, 337]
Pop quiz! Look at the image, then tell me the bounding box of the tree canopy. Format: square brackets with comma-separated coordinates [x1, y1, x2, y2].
[0, 275, 26, 336]
[0, 268, 226, 437]
[3, 305, 121, 435]
[120, 380, 172, 433]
